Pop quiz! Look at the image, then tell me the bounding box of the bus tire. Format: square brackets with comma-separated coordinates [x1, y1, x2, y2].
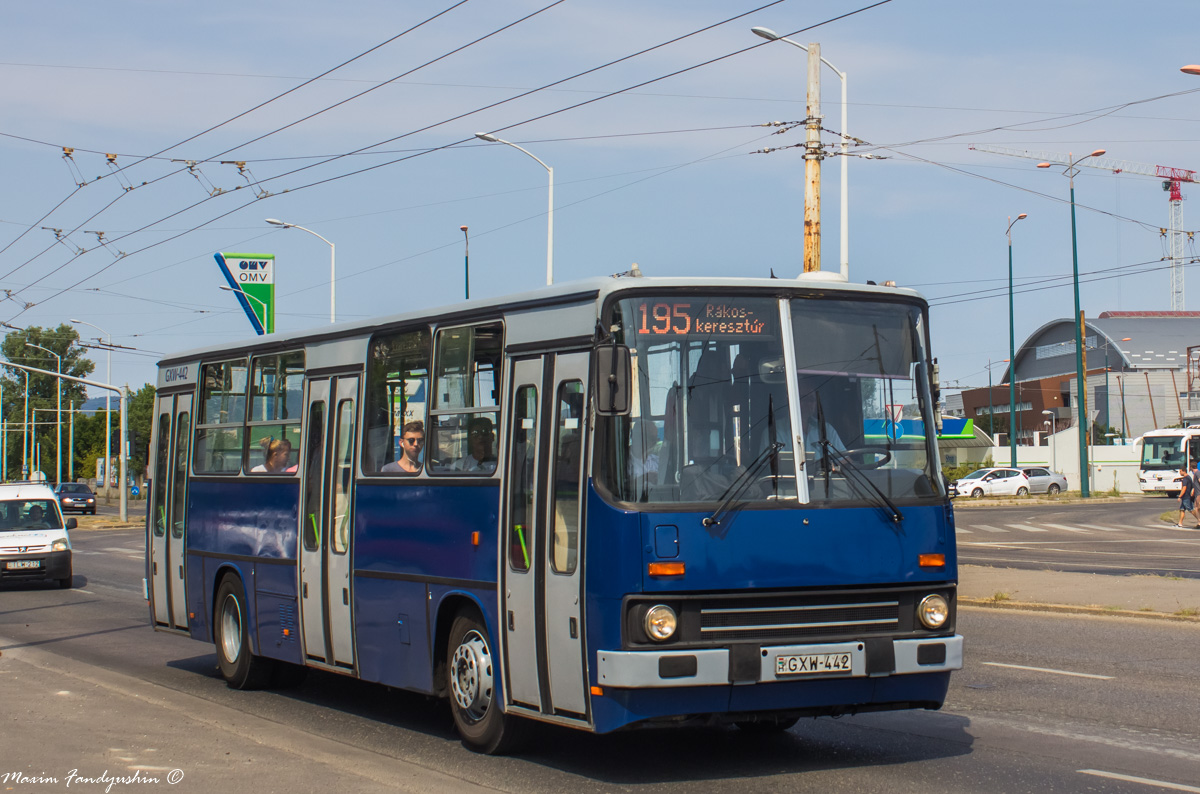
[446, 612, 525, 754]
[214, 575, 273, 690]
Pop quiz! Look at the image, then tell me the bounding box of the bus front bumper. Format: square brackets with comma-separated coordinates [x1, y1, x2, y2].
[597, 635, 963, 688]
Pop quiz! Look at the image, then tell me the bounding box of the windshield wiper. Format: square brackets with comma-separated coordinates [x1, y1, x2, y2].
[824, 445, 904, 523]
[702, 441, 784, 529]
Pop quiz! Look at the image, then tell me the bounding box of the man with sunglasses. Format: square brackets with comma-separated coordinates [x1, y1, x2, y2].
[383, 420, 425, 474]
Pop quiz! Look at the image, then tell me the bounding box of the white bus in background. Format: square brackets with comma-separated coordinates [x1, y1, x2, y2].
[1138, 426, 1200, 494]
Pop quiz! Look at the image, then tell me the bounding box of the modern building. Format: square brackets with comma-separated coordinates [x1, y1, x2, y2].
[960, 311, 1200, 444]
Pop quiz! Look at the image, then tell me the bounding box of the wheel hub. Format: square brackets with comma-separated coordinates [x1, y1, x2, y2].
[450, 630, 493, 722]
[220, 594, 243, 663]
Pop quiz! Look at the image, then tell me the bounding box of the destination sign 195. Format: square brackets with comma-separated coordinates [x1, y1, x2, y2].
[634, 300, 775, 338]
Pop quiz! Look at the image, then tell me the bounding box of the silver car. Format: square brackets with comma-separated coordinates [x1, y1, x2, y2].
[1020, 467, 1068, 495]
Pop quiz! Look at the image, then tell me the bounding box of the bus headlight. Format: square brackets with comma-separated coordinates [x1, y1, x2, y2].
[643, 605, 677, 641]
[917, 594, 949, 629]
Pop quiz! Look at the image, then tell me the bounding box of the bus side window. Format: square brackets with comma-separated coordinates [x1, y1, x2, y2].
[363, 328, 431, 474]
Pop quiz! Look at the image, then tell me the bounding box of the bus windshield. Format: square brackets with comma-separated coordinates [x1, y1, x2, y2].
[1141, 435, 1185, 471]
[599, 294, 942, 506]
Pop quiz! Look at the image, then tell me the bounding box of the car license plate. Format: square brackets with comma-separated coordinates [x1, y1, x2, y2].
[775, 652, 853, 676]
[6, 560, 41, 570]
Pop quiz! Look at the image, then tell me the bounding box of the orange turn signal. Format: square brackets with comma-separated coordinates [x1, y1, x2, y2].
[590, 685, 604, 697]
[188, 612, 195, 619]
[471, 531, 479, 546]
[648, 561, 685, 577]
[919, 553, 945, 568]
[283, 628, 290, 636]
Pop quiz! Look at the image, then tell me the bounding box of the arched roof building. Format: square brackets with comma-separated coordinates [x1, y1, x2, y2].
[961, 311, 1200, 444]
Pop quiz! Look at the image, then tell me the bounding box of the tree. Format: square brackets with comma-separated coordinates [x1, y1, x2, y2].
[0, 325, 94, 479]
[126, 383, 156, 479]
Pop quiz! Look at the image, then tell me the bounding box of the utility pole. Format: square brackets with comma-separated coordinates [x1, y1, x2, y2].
[803, 43, 823, 273]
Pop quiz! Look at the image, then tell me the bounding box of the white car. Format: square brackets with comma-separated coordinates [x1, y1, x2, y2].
[951, 467, 1030, 498]
[0, 482, 75, 589]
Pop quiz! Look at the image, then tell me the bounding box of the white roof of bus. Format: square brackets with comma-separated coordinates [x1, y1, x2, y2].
[159, 273, 925, 366]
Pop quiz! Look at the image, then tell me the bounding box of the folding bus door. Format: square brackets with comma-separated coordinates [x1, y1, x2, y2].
[541, 352, 588, 717]
[503, 352, 589, 719]
[299, 375, 359, 669]
[149, 392, 192, 630]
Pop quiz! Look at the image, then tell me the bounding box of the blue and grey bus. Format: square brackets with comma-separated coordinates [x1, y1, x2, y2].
[147, 274, 961, 753]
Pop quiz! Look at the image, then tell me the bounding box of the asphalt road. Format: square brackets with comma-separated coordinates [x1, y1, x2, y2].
[1, 527, 1198, 792]
[953, 496, 1200, 578]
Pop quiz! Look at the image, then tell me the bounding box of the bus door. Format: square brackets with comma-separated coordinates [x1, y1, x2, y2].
[149, 392, 193, 630]
[299, 375, 359, 669]
[503, 352, 589, 719]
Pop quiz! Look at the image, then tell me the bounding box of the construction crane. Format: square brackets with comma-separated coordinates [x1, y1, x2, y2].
[969, 145, 1197, 310]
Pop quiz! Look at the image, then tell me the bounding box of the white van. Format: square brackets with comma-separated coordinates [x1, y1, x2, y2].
[0, 482, 75, 589]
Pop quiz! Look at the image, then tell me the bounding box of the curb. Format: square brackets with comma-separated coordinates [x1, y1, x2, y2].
[960, 597, 1200, 623]
[952, 495, 1140, 508]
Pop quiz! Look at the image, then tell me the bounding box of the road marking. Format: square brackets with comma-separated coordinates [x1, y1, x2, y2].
[1004, 523, 1048, 533]
[1077, 524, 1125, 532]
[954, 527, 972, 534]
[1078, 770, 1200, 792]
[1041, 523, 1093, 534]
[971, 524, 1009, 533]
[983, 662, 1112, 680]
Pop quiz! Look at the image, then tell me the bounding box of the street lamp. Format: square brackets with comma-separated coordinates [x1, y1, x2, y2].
[25, 341, 61, 486]
[1006, 213, 1028, 466]
[460, 225, 470, 300]
[751, 26, 850, 279]
[1042, 409, 1055, 472]
[474, 133, 554, 286]
[71, 319, 111, 492]
[1181, 65, 1200, 75]
[265, 218, 335, 323]
[219, 285, 270, 334]
[1038, 148, 1106, 496]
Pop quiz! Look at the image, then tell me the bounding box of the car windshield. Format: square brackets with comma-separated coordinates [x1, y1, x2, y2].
[596, 294, 943, 506]
[0, 499, 63, 530]
[1141, 436, 1185, 471]
[60, 484, 91, 494]
[961, 470, 989, 480]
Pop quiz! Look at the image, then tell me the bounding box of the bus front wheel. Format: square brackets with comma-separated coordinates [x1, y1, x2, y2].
[214, 575, 274, 690]
[446, 613, 525, 754]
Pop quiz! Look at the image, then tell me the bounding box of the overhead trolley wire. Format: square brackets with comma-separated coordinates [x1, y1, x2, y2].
[0, 0, 479, 284]
[3, 0, 894, 322]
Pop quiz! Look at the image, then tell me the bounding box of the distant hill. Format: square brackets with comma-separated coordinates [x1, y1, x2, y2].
[79, 396, 118, 415]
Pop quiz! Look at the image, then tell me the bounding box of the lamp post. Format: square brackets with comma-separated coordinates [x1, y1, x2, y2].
[474, 133, 554, 286]
[71, 319, 111, 493]
[1041, 408, 1056, 473]
[26, 342, 61, 485]
[1006, 213, 1028, 466]
[265, 218, 335, 323]
[988, 358, 995, 443]
[1044, 420, 1053, 467]
[1038, 149, 1106, 496]
[219, 285, 271, 335]
[751, 26, 850, 279]
[460, 225, 470, 300]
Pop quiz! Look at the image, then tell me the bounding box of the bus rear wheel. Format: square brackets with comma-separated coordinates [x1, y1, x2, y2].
[214, 575, 274, 690]
[446, 613, 525, 754]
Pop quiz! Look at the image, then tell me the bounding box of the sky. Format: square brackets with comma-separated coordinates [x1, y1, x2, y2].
[2, 0, 1199, 402]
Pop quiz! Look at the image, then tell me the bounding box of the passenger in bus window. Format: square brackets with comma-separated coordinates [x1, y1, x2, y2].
[452, 417, 496, 473]
[382, 421, 424, 474]
[252, 439, 295, 473]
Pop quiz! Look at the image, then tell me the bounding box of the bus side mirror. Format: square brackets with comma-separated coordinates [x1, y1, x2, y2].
[595, 345, 632, 416]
